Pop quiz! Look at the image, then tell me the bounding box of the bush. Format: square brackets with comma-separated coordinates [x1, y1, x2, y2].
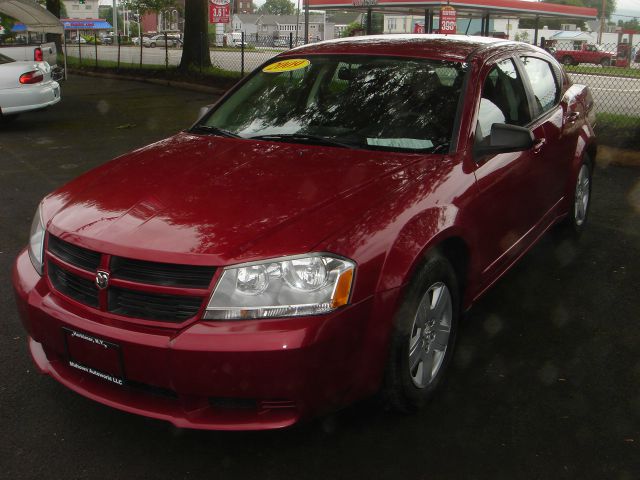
[596, 113, 640, 150]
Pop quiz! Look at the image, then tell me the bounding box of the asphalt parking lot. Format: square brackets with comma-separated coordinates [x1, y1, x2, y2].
[1, 75, 639, 479]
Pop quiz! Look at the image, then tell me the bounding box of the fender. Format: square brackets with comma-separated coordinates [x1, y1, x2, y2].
[376, 205, 470, 293]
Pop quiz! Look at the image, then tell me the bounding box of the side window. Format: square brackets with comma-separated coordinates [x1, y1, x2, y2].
[520, 56, 560, 115]
[476, 58, 531, 146]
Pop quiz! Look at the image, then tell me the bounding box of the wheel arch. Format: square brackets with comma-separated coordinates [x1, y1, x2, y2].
[377, 213, 472, 308]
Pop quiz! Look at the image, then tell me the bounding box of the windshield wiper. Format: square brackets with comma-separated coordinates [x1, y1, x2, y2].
[190, 124, 241, 138]
[249, 133, 357, 149]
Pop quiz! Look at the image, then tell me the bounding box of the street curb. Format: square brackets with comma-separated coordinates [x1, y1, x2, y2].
[67, 69, 229, 96]
[597, 145, 640, 168]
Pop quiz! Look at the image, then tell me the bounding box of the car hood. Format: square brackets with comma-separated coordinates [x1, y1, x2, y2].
[44, 132, 427, 265]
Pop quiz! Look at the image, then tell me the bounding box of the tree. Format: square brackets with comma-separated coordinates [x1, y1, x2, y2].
[121, 0, 178, 19]
[342, 21, 363, 37]
[618, 17, 639, 30]
[98, 6, 123, 33]
[258, 0, 295, 16]
[43, 1, 65, 49]
[178, 0, 211, 71]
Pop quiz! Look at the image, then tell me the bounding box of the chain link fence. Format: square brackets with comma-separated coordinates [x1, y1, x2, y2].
[62, 36, 640, 130]
[63, 32, 310, 77]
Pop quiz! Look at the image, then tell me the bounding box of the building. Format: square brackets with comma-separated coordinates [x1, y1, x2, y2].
[139, 0, 185, 34]
[62, 0, 100, 20]
[231, 13, 327, 41]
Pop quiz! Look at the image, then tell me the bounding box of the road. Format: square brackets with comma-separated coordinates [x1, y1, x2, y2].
[64, 43, 280, 75]
[1, 75, 639, 479]
[568, 72, 640, 116]
[63, 45, 640, 117]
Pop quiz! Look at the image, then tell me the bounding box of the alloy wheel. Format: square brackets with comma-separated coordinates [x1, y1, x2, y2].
[408, 282, 452, 388]
[574, 164, 590, 226]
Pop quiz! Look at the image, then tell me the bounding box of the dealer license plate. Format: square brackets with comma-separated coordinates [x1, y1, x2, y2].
[63, 328, 124, 386]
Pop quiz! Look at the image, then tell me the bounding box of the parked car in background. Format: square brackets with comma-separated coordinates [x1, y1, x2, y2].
[143, 34, 181, 48]
[0, 53, 60, 121]
[554, 43, 614, 66]
[13, 35, 596, 430]
[224, 32, 247, 47]
[0, 33, 63, 81]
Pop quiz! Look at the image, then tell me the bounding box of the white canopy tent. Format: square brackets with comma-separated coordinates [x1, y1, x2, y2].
[0, 0, 63, 34]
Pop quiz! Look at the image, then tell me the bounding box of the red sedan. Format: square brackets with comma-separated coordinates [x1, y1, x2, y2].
[13, 35, 596, 430]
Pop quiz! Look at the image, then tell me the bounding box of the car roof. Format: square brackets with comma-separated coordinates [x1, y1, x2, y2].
[282, 34, 528, 63]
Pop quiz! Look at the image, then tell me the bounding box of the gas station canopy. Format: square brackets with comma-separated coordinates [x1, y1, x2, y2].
[308, 0, 598, 20]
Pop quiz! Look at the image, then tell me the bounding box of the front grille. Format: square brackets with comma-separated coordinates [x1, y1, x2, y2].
[108, 287, 203, 322]
[46, 237, 212, 324]
[48, 235, 101, 271]
[48, 261, 99, 307]
[110, 256, 215, 289]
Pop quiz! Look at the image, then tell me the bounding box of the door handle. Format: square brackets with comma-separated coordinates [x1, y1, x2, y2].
[532, 138, 546, 154]
[566, 111, 580, 123]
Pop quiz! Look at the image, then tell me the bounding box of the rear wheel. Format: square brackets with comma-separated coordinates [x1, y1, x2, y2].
[150, 42, 156, 48]
[383, 253, 460, 412]
[557, 156, 593, 239]
[600, 58, 611, 67]
[562, 56, 574, 66]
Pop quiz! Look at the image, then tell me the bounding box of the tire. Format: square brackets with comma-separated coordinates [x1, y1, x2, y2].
[150, 42, 156, 48]
[557, 156, 593, 239]
[562, 56, 574, 66]
[383, 252, 460, 413]
[600, 58, 611, 67]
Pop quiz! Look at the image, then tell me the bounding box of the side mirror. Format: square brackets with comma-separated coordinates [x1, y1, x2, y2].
[198, 104, 214, 122]
[475, 123, 535, 157]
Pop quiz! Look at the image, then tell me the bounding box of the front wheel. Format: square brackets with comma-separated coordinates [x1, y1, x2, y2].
[150, 42, 156, 48]
[383, 253, 460, 412]
[562, 56, 575, 66]
[600, 58, 611, 67]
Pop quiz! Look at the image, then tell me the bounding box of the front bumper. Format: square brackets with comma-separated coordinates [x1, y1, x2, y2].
[13, 249, 392, 430]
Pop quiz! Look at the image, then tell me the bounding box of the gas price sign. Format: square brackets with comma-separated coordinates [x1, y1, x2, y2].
[439, 6, 457, 34]
[209, 0, 231, 24]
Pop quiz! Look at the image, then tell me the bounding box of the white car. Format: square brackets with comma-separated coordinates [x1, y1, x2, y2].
[0, 53, 60, 121]
[143, 34, 181, 48]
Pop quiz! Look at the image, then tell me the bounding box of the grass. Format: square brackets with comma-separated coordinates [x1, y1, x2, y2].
[596, 113, 640, 149]
[62, 55, 241, 89]
[564, 64, 640, 79]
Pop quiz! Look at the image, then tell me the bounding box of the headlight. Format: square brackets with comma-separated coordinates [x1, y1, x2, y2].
[28, 204, 45, 275]
[204, 254, 355, 320]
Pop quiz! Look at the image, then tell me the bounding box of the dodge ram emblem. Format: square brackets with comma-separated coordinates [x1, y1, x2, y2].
[95, 270, 110, 290]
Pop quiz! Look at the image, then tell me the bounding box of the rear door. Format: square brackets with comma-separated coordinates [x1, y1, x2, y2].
[517, 55, 569, 215]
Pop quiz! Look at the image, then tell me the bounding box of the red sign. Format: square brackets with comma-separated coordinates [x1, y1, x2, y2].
[209, 0, 230, 24]
[413, 23, 425, 34]
[439, 6, 456, 34]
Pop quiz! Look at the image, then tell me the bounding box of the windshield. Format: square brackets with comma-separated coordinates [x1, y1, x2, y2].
[197, 55, 466, 153]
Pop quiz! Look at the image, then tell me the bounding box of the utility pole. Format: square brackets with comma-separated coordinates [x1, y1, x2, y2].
[598, 0, 605, 44]
[112, 0, 119, 45]
[304, 0, 309, 44]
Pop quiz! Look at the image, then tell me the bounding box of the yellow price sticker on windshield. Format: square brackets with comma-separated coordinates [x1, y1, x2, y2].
[263, 59, 310, 73]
